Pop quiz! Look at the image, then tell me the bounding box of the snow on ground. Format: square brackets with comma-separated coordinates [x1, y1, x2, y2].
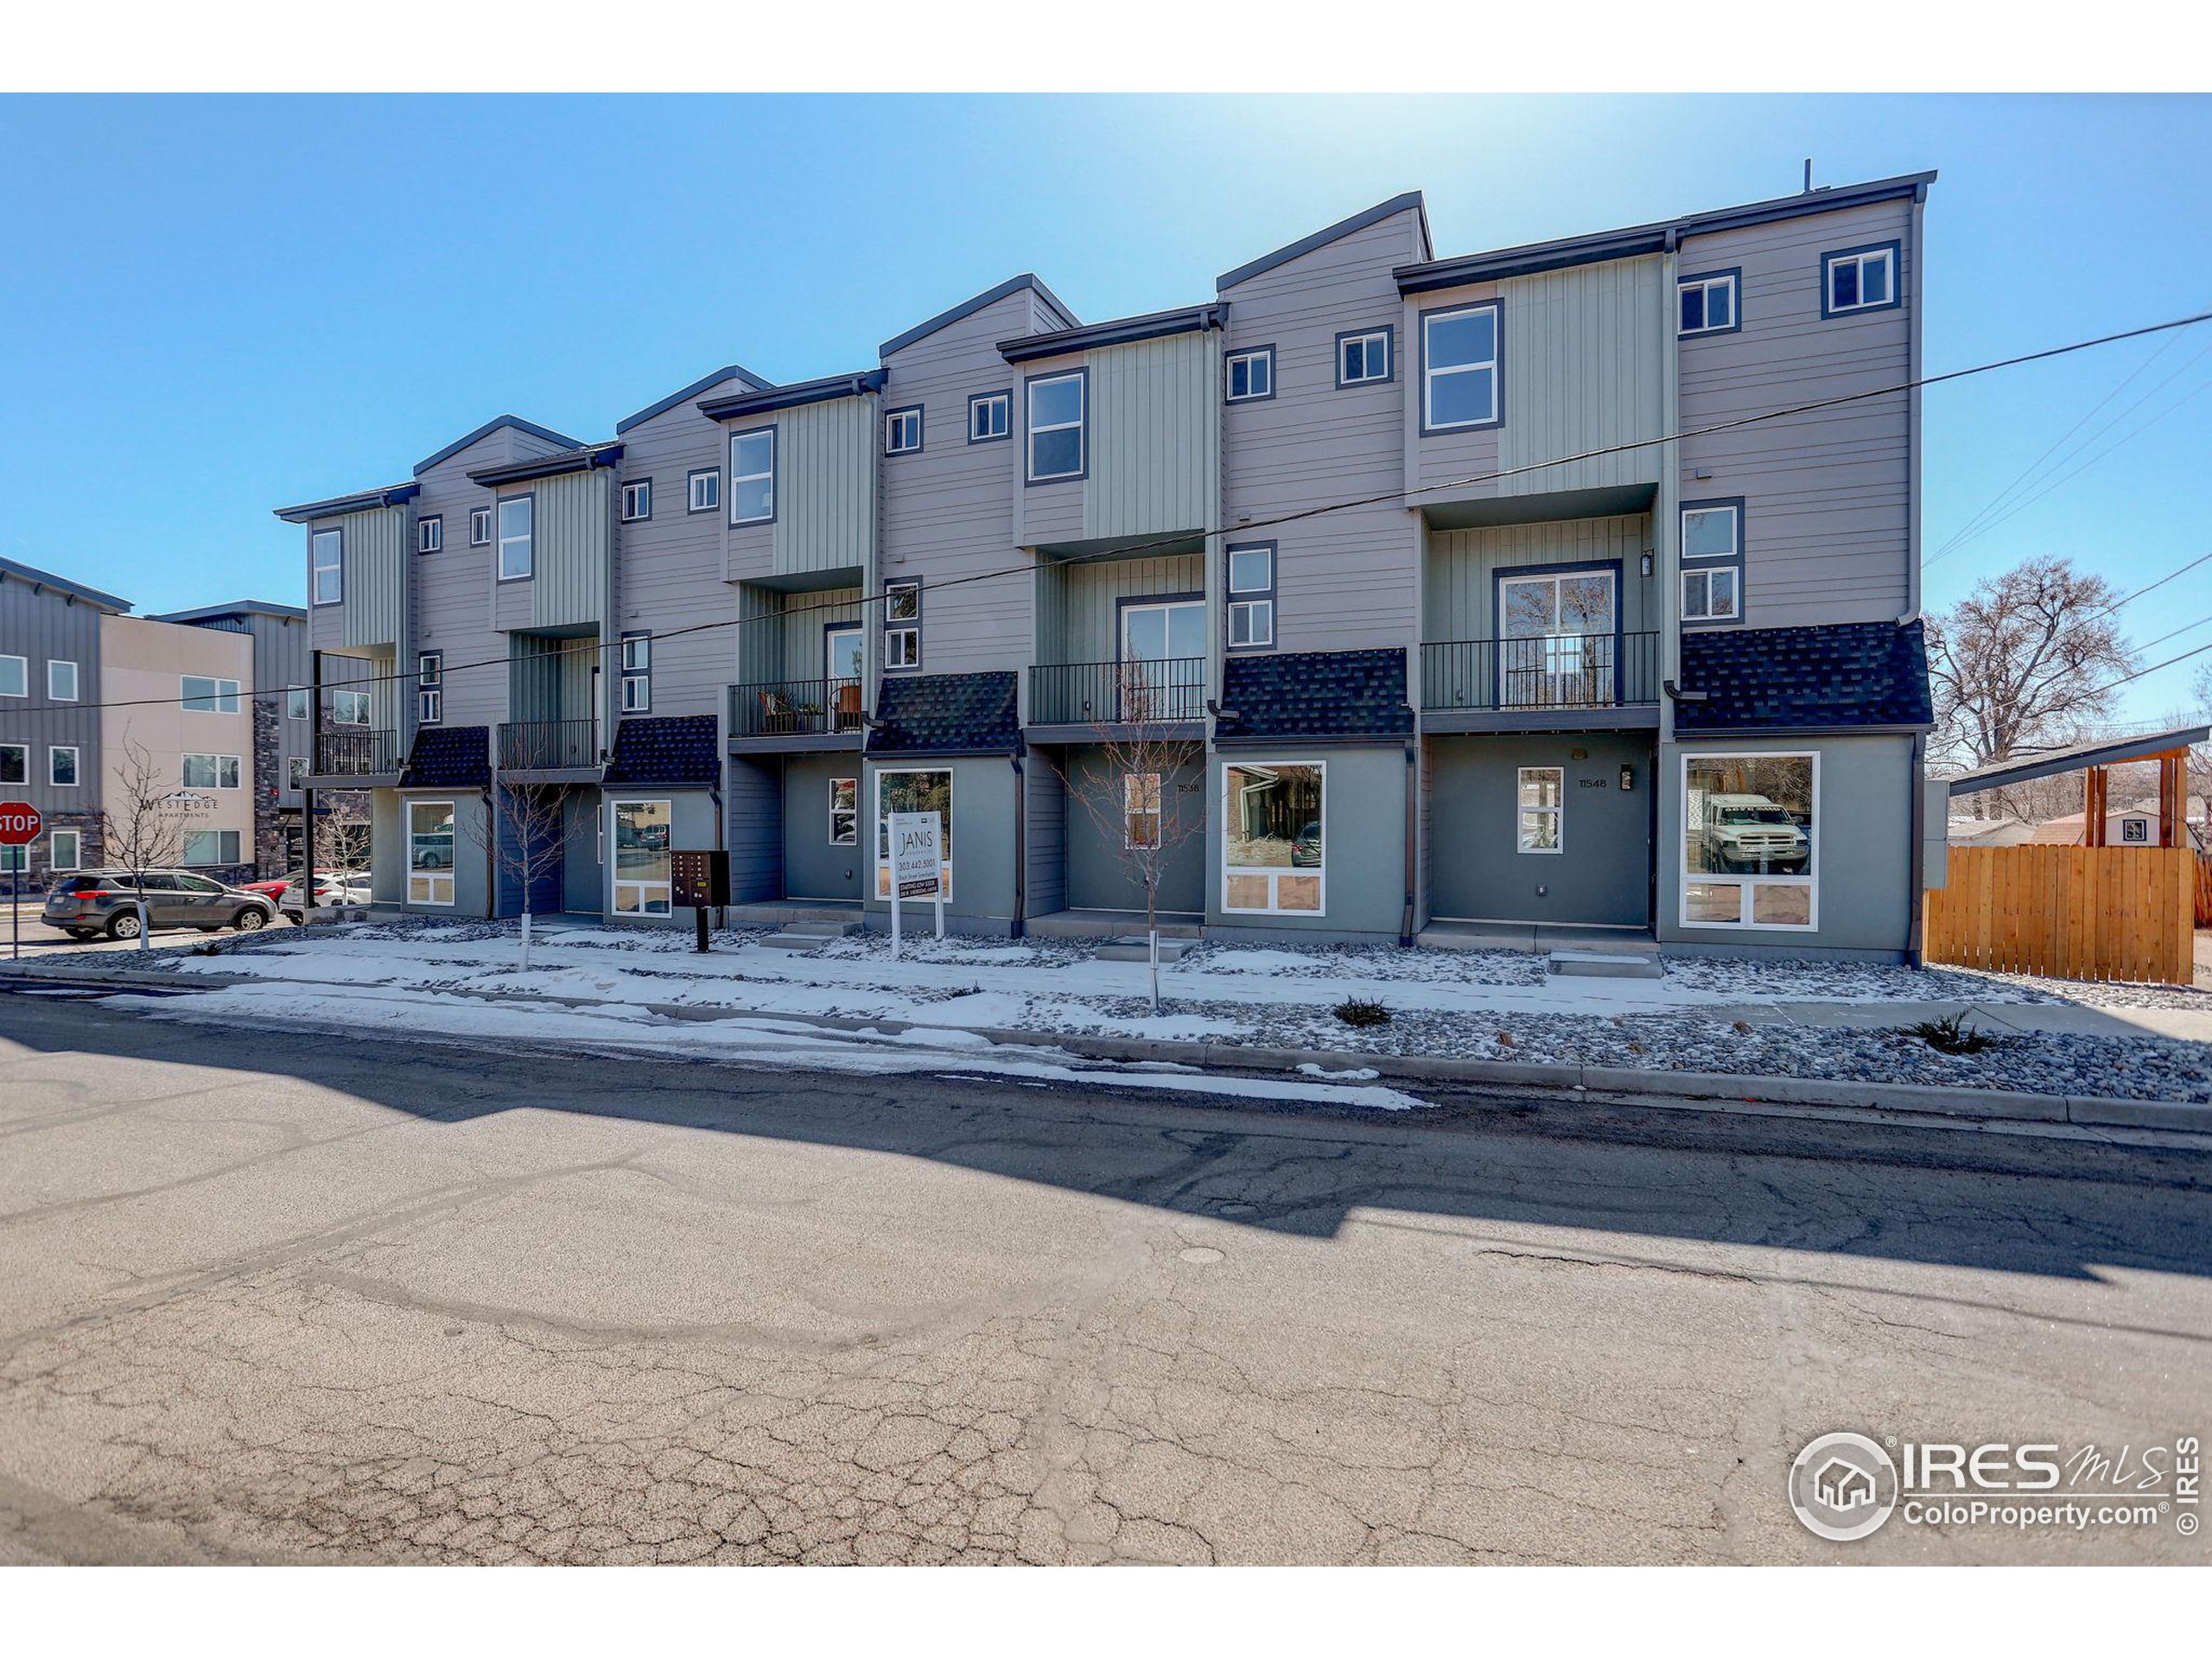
[107, 915, 2212, 1103]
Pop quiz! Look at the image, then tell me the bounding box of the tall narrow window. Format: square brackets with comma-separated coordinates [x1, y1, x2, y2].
[0, 744, 22, 784]
[469, 505, 493, 546]
[968, 391, 1011, 443]
[830, 777, 858, 845]
[1224, 347, 1274, 404]
[311, 527, 343, 605]
[611, 798, 673, 917]
[1226, 543, 1275, 651]
[48, 660, 78, 701]
[286, 686, 309, 720]
[1680, 499, 1745, 626]
[1124, 772, 1162, 849]
[49, 829, 81, 872]
[621, 480, 652, 523]
[884, 405, 923, 455]
[0, 656, 23, 696]
[417, 652, 443, 725]
[687, 467, 720, 513]
[408, 800, 455, 906]
[48, 746, 80, 787]
[1516, 767, 1563, 853]
[884, 582, 921, 671]
[416, 513, 443, 553]
[730, 429, 775, 524]
[620, 632, 652, 713]
[1027, 372, 1085, 481]
[874, 770, 952, 901]
[1678, 270, 1740, 336]
[497, 496, 534, 581]
[1337, 327, 1392, 386]
[1421, 302, 1502, 431]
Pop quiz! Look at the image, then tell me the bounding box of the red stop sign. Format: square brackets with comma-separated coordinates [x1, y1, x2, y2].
[0, 803, 43, 846]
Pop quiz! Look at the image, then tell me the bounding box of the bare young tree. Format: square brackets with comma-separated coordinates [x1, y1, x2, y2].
[294, 792, 374, 926]
[97, 734, 210, 953]
[461, 779, 566, 969]
[1046, 661, 1206, 1014]
[1926, 555, 2138, 817]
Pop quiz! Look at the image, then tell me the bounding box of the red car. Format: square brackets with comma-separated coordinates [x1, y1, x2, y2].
[239, 876, 292, 901]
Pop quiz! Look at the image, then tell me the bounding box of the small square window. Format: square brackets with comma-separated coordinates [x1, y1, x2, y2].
[286, 687, 309, 720]
[1337, 328, 1392, 386]
[418, 651, 442, 687]
[885, 406, 923, 455]
[884, 628, 919, 670]
[621, 480, 652, 522]
[0, 656, 23, 697]
[416, 514, 442, 554]
[688, 469, 719, 513]
[1822, 244, 1901, 317]
[49, 746, 80, 787]
[968, 391, 1011, 443]
[1224, 347, 1274, 404]
[1681, 566, 1740, 622]
[1678, 271, 1740, 337]
[1681, 503, 1741, 560]
[885, 582, 920, 623]
[469, 506, 493, 546]
[48, 659, 78, 701]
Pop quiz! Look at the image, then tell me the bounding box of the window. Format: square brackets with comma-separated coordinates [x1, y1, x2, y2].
[1224, 346, 1274, 404]
[470, 506, 493, 546]
[1226, 543, 1275, 651]
[968, 391, 1011, 443]
[0, 846, 22, 875]
[1497, 567, 1618, 708]
[286, 685, 309, 720]
[1822, 242, 1901, 317]
[1120, 599, 1205, 721]
[1421, 302, 1502, 432]
[884, 405, 923, 455]
[408, 800, 455, 906]
[1125, 772, 1162, 849]
[48, 659, 78, 701]
[1683, 753, 1818, 930]
[0, 655, 24, 696]
[1677, 270, 1740, 337]
[874, 769, 951, 901]
[417, 652, 443, 726]
[181, 675, 240, 713]
[825, 624, 864, 686]
[1680, 499, 1745, 626]
[1223, 761, 1324, 914]
[416, 513, 443, 554]
[497, 495, 534, 581]
[333, 690, 372, 727]
[687, 468, 720, 514]
[621, 480, 652, 523]
[884, 581, 920, 671]
[1337, 327, 1392, 386]
[0, 744, 23, 785]
[730, 429, 775, 524]
[1517, 766, 1563, 854]
[611, 798, 672, 917]
[287, 755, 308, 790]
[620, 632, 651, 714]
[311, 527, 342, 605]
[48, 746, 80, 787]
[1681, 566, 1740, 623]
[182, 753, 242, 790]
[50, 829, 81, 873]
[182, 830, 242, 868]
[830, 777, 857, 846]
[1026, 371, 1085, 481]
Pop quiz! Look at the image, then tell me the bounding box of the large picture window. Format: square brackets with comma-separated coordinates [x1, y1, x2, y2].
[611, 798, 673, 917]
[1222, 761, 1324, 914]
[1681, 753, 1817, 930]
[408, 800, 455, 906]
[874, 769, 951, 901]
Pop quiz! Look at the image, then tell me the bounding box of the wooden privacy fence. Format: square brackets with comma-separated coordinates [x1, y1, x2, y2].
[1924, 845, 2195, 984]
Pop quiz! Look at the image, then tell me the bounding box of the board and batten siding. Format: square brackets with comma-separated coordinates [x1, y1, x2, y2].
[778, 588, 863, 683]
[771, 397, 876, 583]
[0, 574, 107, 822]
[1422, 513, 1656, 642]
[1676, 197, 1915, 627]
[1221, 207, 1428, 655]
[1036, 550, 1204, 666]
[527, 467, 613, 632]
[1084, 331, 1218, 543]
[322, 505, 406, 651]
[506, 631, 595, 725]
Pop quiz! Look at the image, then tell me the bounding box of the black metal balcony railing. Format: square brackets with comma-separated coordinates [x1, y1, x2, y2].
[498, 718, 600, 771]
[314, 728, 402, 775]
[729, 677, 867, 739]
[1030, 658, 1205, 727]
[1421, 632, 1661, 713]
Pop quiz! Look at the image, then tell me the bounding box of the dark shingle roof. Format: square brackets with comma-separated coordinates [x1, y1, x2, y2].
[401, 726, 491, 789]
[1675, 620, 1934, 733]
[1215, 648, 1414, 743]
[604, 715, 721, 786]
[868, 672, 1020, 755]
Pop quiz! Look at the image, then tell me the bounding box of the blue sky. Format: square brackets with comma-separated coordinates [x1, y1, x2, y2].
[4, 93, 2209, 721]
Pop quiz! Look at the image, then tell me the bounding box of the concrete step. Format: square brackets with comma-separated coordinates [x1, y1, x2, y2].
[1547, 948, 1665, 980]
[1095, 935, 1197, 964]
[758, 933, 832, 955]
[778, 919, 861, 938]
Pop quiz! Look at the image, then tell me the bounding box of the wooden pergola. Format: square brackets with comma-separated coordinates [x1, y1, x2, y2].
[1945, 724, 2207, 847]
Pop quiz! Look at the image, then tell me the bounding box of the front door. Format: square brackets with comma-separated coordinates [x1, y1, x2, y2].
[1497, 569, 1618, 709]
[1119, 601, 1205, 721]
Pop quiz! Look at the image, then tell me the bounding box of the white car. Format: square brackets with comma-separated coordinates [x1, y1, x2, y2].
[1699, 794, 1808, 874]
[278, 870, 372, 918]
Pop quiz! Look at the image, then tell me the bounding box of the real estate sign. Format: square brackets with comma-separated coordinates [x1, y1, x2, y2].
[890, 811, 943, 899]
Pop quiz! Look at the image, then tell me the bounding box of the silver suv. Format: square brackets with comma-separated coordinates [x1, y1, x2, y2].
[1698, 794, 1809, 874]
[42, 869, 277, 941]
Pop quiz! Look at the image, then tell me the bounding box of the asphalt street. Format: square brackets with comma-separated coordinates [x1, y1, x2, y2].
[1, 990, 2208, 1565]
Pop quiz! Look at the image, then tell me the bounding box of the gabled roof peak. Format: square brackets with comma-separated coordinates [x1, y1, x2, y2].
[616, 364, 774, 434]
[879, 273, 1081, 359]
[1216, 191, 1430, 294]
[413, 415, 582, 477]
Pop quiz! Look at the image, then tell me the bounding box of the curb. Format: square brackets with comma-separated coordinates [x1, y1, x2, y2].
[14, 957, 2207, 1137]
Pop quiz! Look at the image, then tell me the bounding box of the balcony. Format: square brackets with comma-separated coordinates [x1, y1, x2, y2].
[1421, 632, 1661, 720]
[314, 728, 402, 777]
[497, 718, 601, 772]
[1030, 658, 1205, 729]
[729, 677, 867, 741]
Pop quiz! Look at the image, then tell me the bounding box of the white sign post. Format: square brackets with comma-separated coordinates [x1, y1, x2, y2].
[888, 810, 944, 957]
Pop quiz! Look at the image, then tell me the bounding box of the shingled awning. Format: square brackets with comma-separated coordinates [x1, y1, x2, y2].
[399, 726, 492, 789]
[603, 715, 721, 786]
[1673, 620, 1933, 734]
[1213, 648, 1414, 745]
[868, 672, 1021, 756]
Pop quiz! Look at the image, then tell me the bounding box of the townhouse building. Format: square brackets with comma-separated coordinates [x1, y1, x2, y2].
[1, 559, 308, 887]
[279, 169, 1936, 960]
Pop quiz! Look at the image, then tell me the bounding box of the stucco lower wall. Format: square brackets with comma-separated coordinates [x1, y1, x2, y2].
[861, 755, 1020, 936]
[380, 788, 492, 918]
[1061, 746, 1206, 915]
[1427, 733, 1654, 928]
[1206, 743, 1409, 943]
[784, 753, 867, 902]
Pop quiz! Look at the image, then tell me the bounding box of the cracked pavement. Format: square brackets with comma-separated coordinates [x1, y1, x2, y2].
[0, 995, 2208, 1564]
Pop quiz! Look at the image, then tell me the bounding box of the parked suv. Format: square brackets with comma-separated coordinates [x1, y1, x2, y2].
[278, 870, 372, 920]
[1697, 794, 1809, 874]
[41, 870, 278, 941]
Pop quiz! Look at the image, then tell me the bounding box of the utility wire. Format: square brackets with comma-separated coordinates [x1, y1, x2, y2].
[20, 303, 2212, 724]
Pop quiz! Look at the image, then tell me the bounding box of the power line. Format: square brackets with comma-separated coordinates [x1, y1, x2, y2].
[17, 302, 2212, 725]
[2085, 549, 2212, 624]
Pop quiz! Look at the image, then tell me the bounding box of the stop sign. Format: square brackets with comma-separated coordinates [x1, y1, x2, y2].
[0, 803, 43, 846]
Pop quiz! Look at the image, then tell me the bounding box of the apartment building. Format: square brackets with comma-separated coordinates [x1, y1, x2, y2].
[0, 559, 308, 887]
[279, 169, 1936, 960]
